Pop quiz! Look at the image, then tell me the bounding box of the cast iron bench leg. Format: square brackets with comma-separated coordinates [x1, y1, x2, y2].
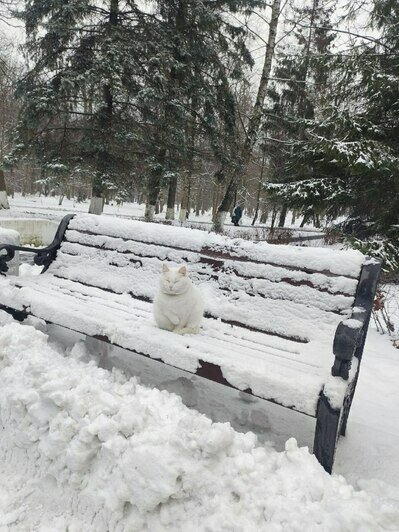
[313, 392, 341, 474]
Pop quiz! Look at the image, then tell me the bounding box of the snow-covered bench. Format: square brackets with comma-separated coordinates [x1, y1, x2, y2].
[0, 213, 380, 473]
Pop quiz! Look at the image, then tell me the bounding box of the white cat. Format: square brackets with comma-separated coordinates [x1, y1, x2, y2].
[153, 264, 204, 335]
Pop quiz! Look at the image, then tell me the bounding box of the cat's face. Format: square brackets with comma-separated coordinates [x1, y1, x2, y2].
[160, 264, 190, 295]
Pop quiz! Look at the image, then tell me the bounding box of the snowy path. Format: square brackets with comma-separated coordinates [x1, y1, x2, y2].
[334, 328, 399, 495]
[1, 193, 322, 232]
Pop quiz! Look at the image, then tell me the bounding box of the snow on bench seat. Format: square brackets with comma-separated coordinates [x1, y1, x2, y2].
[0, 214, 369, 416]
[68, 214, 365, 277]
[2, 274, 335, 415]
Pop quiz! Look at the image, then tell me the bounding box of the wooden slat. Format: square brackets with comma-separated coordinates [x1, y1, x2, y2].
[5, 274, 331, 415]
[201, 246, 359, 279]
[59, 239, 356, 313]
[13, 276, 310, 361]
[66, 227, 359, 283]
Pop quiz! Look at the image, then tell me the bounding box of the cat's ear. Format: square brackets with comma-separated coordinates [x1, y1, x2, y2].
[162, 263, 169, 273]
[178, 265, 187, 276]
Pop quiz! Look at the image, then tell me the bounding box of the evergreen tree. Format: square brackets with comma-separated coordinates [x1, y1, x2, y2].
[9, 0, 262, 218]
[8, 0, 147, 213]
[139, 0, 260, 221]
[267, 0, 399, 269]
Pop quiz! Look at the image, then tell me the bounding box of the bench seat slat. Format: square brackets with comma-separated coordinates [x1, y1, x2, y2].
[56, 241, 356, 314]
[67, 215, 365, 278]
[47, 249, 345, 343]
[2, 274, 334, 415]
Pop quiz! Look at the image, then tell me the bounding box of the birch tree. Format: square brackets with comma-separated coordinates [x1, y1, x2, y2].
[213, 0, 283, 232]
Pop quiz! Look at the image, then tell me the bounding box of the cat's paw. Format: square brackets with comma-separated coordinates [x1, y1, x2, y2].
[174, 327, 199, 335]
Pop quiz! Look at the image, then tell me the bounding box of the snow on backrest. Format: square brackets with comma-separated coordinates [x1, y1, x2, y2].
[47, 214, 366, 342]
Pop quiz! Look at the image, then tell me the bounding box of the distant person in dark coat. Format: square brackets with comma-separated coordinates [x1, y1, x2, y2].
[231, 205, 243, 226]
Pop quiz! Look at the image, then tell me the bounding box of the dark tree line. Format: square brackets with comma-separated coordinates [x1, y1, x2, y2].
[5, 0, 264, 221]
[264, 0, 399, 268]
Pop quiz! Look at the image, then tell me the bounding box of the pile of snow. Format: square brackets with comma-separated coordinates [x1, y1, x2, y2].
[0, 227, 19, 246]
[0, 319, 398, 531]
[0, 226, 20, 276]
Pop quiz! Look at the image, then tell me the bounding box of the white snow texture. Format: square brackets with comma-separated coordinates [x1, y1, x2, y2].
[0, 321, 398, 532]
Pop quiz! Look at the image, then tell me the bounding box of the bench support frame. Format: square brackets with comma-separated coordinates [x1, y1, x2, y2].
[0, 214, 74, 274]
[314, 260, 381, 473]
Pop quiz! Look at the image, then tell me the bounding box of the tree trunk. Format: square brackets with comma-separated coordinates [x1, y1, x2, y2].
[195, 186, 201, 217]
[213, 0, 282, 232]
[180, 100, 196, 223]
[252, 182, 262, 226]
[89, 196, 104, 215]
[179, 174, 191, 223]
[214, 177, 237, 232]
[300, 213, 310, 227]
[89, 0, 119, 215]
[146, 151, 165, 221]
[0, 170, 10, 209]
[260, 209, 268, 224]
[278, 204, 288, 227]
[159, 194, 165, 213]
[166, 175, 178, 220]
[271, 206, 278, 229]
[89, 174, 105, 214]
[252, 151, 266, 225]
[212, 181, 223, 222]
[145, 203, 155, 222]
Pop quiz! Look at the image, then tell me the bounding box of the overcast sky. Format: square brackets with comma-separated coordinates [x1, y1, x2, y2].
[1, 0, 377, 77]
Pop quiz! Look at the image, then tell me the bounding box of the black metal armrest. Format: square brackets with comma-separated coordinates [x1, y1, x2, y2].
[331, 320, 363, 379]
[0, 213, 75, 274]
[331, 259, 381, 380]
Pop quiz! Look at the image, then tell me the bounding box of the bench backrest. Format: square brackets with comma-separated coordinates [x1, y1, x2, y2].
[47, 214, 366, 345]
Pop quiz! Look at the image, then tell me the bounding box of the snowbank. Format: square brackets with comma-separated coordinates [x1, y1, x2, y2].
[0, 226, 20, 275]
[0, 320, 397, 531]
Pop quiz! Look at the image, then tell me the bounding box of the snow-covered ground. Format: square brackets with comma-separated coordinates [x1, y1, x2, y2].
[0, 318, 398, 531]
[0, 194, 398, 530]
[2, 193, 320, 232]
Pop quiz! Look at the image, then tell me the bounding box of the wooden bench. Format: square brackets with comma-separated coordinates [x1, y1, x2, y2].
[0, 213, 380, 473]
